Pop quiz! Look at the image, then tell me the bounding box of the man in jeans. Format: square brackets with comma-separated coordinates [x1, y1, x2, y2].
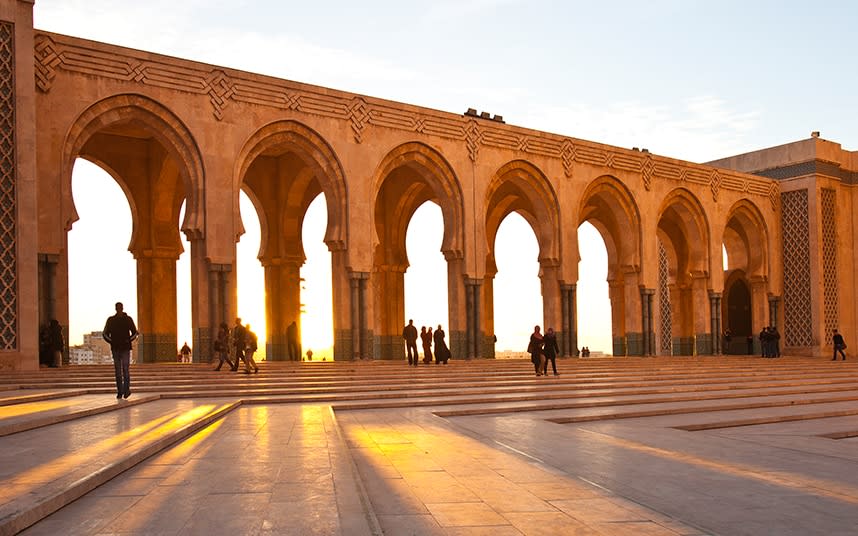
[103, 302, 138, 399]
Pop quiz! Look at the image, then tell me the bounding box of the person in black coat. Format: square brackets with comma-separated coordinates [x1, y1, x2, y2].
[542, 327, 560, 376]
[433, 325, 450, 364]
[103, 302, 138, 399]
[833, 329, 847, 361]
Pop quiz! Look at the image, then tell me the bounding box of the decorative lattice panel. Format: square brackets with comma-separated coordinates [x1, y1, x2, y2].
[821, 188, 838, 343]
[658, 240, 672, 354]
[0, 22, 17, 349]
[781, 190, 812, 347]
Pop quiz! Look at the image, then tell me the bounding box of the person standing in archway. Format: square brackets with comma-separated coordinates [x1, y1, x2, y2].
[179, 341, 191, 363]
[286, 321, 299, 362]
[421, 326, 433, 364]
[402, 319, 419, 366]
[542, 327, 560, 376]
[528, 325, 544, 376]
[103, 302, 138, 399]
[231, 318, 247, 372]
[434, 325, 450, 364]
[47, 319, 64, 368]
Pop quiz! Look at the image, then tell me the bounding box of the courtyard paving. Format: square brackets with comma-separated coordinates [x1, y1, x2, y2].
[0, 357, 856, 535]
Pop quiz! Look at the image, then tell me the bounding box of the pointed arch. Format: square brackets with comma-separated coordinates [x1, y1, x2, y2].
[577, 175, 642, 277]
[235, 120, 348, 253]
[62, 93, 205, 241]
[371, 142, 465, 263]
[485, 160, 561, 267]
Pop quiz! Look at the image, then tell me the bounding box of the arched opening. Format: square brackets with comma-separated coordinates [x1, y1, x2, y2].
[236, 190, 266, 359]
[236, 121, 347, 361]
[300, 194, 333, 360]
[484, 161, 560, 358]
[725, 275, 752, 353]
[656, 190, 710, 355]
[493, 213, 540, 356]
[67, 159, 137, 365]
[721, 201, 769, 355]
[404, 202, 448, 346]
[372, 143, 463, 360]
[61, 95, 201, 363]
[578, 177, 642, 356]
[576, 222, 611, 355]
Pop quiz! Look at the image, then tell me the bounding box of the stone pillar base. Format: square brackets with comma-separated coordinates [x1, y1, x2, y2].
[137, 333, 177, 363]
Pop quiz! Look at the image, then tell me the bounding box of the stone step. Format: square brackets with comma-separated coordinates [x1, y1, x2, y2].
[0, 394, 161, 437]
[0, 400, 237, 536]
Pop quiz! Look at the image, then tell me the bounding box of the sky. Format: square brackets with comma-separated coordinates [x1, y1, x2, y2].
[37, 1, 858, 358]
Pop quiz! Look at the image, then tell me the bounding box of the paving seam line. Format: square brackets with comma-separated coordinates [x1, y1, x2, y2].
[328, 406, 383, 536]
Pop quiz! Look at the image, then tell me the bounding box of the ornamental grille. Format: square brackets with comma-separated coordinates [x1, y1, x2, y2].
[781, 190, 812, 347]
[0, 22, 17, 349]
[821, 188, 839, 344]
[658, 240, 672, 354]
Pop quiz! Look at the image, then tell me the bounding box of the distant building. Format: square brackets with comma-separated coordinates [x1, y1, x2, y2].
[69, 331, 137, 365]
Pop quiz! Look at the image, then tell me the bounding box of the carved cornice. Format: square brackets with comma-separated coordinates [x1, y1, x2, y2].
[34, 31, 779, 210]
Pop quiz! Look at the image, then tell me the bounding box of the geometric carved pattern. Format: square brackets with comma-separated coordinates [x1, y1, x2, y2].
[33, 31, 779, 203]
[781, 190, 813, 347]
[658, 240, 672, 355]
[821, 188, 838, 344]
[0, 22, 18, 349]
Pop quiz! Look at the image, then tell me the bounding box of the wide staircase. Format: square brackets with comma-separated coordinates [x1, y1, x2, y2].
[0, 356, 856, 534]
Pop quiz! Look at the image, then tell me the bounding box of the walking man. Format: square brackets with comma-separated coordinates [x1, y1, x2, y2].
[403, 319, 419, 366]
[103, 302, 138, 399]
[833, 329, 847, 361]
[231, 318, 247, 371]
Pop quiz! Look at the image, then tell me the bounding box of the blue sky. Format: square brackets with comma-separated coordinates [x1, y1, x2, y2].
[35, 1, 858, 356]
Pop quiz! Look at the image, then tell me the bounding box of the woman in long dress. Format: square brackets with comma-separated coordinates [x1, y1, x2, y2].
[528, 325, 545, 376]
[421, 326, 433, 364]
[433, 324, 450, 364]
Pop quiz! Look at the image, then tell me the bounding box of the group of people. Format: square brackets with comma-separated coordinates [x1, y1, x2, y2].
[528, 325, 560, 376]
[580, 346, 591, 357]
[759, 326, 781, 358]
[213, 317, 260, 374]
[402, 319, 450, 366]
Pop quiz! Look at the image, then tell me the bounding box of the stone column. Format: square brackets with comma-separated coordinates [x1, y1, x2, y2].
[768, 295, 780, 328]
[207, 263, 231, 343]
[749, 275, 768, 337]
[135, 250, 180, 362]
[691, 270, 711, 355]
[263, 256, 302, 361]
[445, 252, 466, 360]
[482, 274, 496, 358]
[349, 271, 370, 360]
[464, 277, 482, 359]
[560, 283, 577, 357]
[540, 260, 562, 345]
[622, 266, 643, 356]
[608, 278, 626, 356]
[640, 288, 655, 356]
[330, 246, 351, 361]
[187, 237, 210, 363]
[38, 253, 65, 363]
[709, 291, 722, 355]
[372, 264, 405, 360]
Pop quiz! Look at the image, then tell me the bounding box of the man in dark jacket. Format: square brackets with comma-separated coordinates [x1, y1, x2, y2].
[103, 302, 138, 399]
[402, 319, 419, 366]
